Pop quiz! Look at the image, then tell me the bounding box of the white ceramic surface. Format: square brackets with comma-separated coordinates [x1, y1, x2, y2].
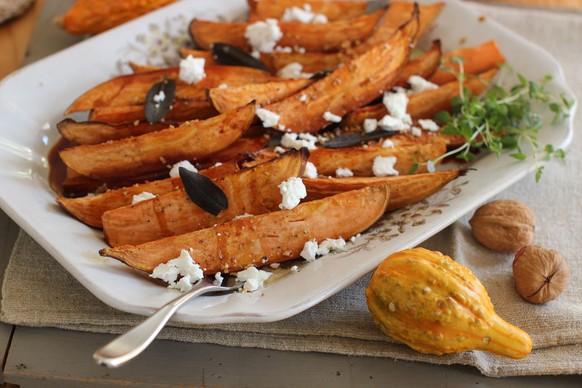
[0, 0, 575, 323]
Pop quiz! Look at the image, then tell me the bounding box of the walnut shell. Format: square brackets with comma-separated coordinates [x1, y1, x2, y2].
[513, 246, 570, 304]
[469, 200, 535, 252]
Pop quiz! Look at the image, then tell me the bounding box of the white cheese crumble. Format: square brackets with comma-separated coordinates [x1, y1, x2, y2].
[408, 75, 438, 94]
[418, 119, 440, 132]
[381, 139, 395, 148]
[378, 115, 410, 131]
[278, 177, 307, 210]
[282, 4, 328, 24]
[383, 89, 408, 120]
[132, 191, 156, 204]
[244, 19, 283, 54]
[411, 126, 423, 137]
[323, 111, 342, 123]
[303, 162, 318, 179]
[213, 272, 224, 286]
[335, 167, 354, 178]
[280, 132, 318, 150]
[153, 90, 165, 105]
[363, 118, 378, 133]
[299, 94, 308, 102]
[372, 156, 399, 177]
[300, 239, 319, 262]
[274, 146, 287, 153]
[276, 62, 312, 79]
[256, 107, 281, 128]
[218, 83, 229, 89]
[179, 55, 206, 84]
[236, 267, 272, 292]
[169, 160, 198, 178]
[290, 265, 299, 272]
[150, 249, 204, 292]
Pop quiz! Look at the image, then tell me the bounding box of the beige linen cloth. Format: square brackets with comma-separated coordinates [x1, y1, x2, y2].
[1, 2, 581, 378]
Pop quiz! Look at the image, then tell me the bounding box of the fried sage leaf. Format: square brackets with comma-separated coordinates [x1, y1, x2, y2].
[323, 129, 398, 149]
[179, 167, 228, 216]
[211, 42, 269, 72]
[144, 77, 176, 124]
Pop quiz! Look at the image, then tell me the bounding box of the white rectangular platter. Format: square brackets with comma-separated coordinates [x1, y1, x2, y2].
[0, 0, 575, 323]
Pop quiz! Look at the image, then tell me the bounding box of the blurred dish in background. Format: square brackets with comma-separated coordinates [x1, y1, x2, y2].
[0, 0, 35, 24]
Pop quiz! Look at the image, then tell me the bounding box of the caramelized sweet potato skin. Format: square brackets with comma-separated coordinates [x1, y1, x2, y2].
[102, 149, 308, 246]
[263, 30, 411, 133]
[190, 10, 384, 52]
[56, 162, 238, 228]
[100, 184, 390, 274]
[88, 101, 218, 124]
[304, 169, 465, 210]
[60, 103, 255, 181]
[62, 0, 175, 35]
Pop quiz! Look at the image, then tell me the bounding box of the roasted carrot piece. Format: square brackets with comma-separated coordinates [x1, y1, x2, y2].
[102, 148, 308, 246]
[60, 102, 255, 181]
[430, 40, 506, 85]
[190, 9, 384, 52]
[262, 29, 411, 133]
[247, 0, 368, 22]
[100, 184, 390, 274]
[303, 169, 465, 210]
[56, 162, 238, 228]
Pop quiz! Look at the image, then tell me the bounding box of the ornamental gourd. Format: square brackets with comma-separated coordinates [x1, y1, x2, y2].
[366, 248, 532, 359]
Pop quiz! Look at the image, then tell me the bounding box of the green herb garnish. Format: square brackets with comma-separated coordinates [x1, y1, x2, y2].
[414, 57, 573, 181]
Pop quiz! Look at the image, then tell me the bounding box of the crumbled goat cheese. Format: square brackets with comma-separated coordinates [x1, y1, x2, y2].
[317, 238, 346, 255]
[179, 55, 206, 84]
[299, 94, 308, 102]
[408, 75, 438, 94]
[363, 118, 378, 133]
[411, 126, 423, 137]
[282, 4, 328, 23]
[373, 156, 399, 177]
[150, 249, 204, 292]
[383, 89, 408, 120]
[275, 46, 293, 53]
[256, 108, 281, 128]
[270, 263, 281, 269]
[244, 19, 283, 54]
[381, 139, 395, 148]
[303, 162, 318, 179]
[280, 132, 318, 150]
[274, 146, 287, 153]
[350, 234, 361, 243]
[290, 265, 299, 272]
[278, 177, 307, 210]
[213, 272, 224, 286]
[153, 90, 165, 106]
[214, 162, 223, 167]
[378, 114, 410, 131]
[132, 191, 156, 204]
[236, 267, 272, 292]
[335, 167, 354, 178]
[418, 119, 440, 132]
[169, 160, 198, 178]
[323, 111, 342, 123]
[300, 239, 319, 262]
[218, 83, 229, 89]
[277, 62, 312, 79]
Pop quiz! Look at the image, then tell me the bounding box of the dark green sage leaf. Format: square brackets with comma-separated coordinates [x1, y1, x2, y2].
[322, 129, 398, 149]
[211, 42, 269, 72]
[144, 77, 176, 124]
[179, 167, 228, 216]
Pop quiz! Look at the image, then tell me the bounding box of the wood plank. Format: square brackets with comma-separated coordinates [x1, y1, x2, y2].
[4, 326, 582, 387]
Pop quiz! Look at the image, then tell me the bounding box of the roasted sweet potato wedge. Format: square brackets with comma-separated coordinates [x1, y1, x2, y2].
[57, 161, 238, 228]
[262, 30, 410, 133]
[190, 9, 384, 52]
[57, 118, 176, 145]
[208, 78, 314, 113]
[308, 135, 447, 176]
[102, 148, 309, 246]
[61, 0, 175, 35]
[60, 102, 255, 181]
[100, 184, 390, 274]
[65, 66, 272, 114]
[342, 68, 498, 128]
[247, 0, 368, 22]
[88, 100, 218, 124]
[430, 40, 506, 85]
[304, 169, 465, 210]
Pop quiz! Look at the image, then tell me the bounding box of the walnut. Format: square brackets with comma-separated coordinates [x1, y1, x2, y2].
[513, 246, 570, 304]
[469, 200, 535, 252]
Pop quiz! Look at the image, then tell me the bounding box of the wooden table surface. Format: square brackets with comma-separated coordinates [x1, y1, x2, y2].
[1, 1, 581, 387]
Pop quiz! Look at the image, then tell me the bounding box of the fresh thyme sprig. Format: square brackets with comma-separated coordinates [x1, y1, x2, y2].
[416, 57, 573, 181]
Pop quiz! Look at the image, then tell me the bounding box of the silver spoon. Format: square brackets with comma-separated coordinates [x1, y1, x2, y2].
[93, 278, 242, 368]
